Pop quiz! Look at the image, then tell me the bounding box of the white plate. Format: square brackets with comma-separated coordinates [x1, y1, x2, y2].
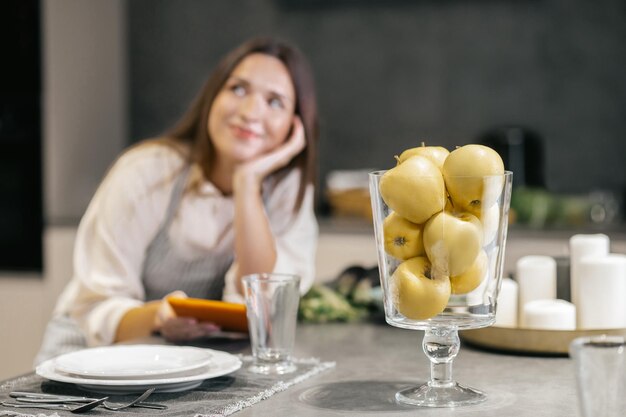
[37, 348, 242, 394]
[78, 380, 205, 394]
[54, 345, 214, 379]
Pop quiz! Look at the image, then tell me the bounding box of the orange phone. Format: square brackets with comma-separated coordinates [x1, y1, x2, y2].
[167, 297, 248, 333]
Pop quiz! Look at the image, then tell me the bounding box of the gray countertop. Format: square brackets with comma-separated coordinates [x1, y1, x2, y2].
[0, 322, 580, 416]
[235, 322, 579, 417]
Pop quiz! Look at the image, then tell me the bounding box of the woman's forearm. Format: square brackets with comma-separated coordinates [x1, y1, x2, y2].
[232, 172, 277, 294]
[229, 119, 306, 295]
[114, 301, 161, 342]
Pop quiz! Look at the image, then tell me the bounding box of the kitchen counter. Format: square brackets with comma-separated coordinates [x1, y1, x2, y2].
[0, 322, 579, 416]
[237, 322, 577, 417]
[319, 215, 626, 239]
[316, 216, 626, 282]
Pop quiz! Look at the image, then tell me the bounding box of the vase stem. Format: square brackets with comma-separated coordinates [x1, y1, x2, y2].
[430, 362, 453, 387]
[423, 327, 460, 388]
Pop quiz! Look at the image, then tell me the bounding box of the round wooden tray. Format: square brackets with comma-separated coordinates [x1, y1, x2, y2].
[460, 326, 626, 355]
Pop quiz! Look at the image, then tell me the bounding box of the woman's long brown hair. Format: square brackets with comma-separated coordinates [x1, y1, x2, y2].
[165, 36, 318, 213]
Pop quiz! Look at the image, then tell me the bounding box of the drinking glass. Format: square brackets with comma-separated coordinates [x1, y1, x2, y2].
[369, 170, 512, 407]
[243, 273, 301, 375]
[570, 335, 626, 417]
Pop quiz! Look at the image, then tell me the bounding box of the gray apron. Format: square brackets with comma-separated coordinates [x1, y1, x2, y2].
[35, 166, 234, 364]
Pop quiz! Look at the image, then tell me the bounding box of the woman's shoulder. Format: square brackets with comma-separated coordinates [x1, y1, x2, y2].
[116, 138, 188, 168]
[110, 138, 189, 176]
[103, 138, 191, 193]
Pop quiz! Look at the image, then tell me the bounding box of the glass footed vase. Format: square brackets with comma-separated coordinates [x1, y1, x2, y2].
[369, 170, 512, 407]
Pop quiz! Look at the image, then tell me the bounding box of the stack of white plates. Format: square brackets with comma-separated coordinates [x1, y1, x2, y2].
[36, 345, 242, 394]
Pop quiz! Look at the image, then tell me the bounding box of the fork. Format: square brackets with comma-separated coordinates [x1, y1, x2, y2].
[12, 388, 167, 410]
[101, 388, 156, 411]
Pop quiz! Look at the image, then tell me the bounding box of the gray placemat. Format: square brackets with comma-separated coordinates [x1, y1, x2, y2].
[0, 355, 335, 417]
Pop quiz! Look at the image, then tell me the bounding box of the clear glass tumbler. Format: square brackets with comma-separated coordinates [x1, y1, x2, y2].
[570, 335, 626, 417]
[243, 273, 301, 375]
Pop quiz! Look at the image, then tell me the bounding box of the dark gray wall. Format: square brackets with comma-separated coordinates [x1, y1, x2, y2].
[128, 0, 626, 204]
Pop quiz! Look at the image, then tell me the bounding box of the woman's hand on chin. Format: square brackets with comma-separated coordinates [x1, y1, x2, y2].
[234, 116, 305, 191]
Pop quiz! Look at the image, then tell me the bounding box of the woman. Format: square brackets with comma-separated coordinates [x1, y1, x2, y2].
[36, 36, 319, 363]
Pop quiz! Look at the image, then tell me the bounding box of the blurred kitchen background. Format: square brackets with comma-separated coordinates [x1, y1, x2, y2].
[1, 0, 625, 377]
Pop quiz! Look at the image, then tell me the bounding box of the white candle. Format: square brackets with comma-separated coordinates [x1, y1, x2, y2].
[577, 254, 626, 330]
[569, 234, 610, 322]
[516, 256, 557, 327]
[495, 277, 518, 327]
[523, 299, 576, 330]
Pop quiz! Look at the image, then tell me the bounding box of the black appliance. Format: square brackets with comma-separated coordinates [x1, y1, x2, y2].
[0, 0, 42, 271]
[478, 126, 546, 189]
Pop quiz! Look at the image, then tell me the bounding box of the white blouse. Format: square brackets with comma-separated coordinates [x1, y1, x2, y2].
[53, 142, 318, 346]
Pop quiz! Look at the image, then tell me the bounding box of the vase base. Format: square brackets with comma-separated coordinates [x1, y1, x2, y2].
[395, 382, 486, 408]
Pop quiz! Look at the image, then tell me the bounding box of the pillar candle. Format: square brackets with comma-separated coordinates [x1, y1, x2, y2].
[495, 277, 518, 328]
[523, 299, 576, 330]
[516, 256, 557, 327]
[569, 234, 610, 324]
[577, 254, 626, 330]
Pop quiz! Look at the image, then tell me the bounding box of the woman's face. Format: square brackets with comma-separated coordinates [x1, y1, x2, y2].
[208, 53, 296, 166]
